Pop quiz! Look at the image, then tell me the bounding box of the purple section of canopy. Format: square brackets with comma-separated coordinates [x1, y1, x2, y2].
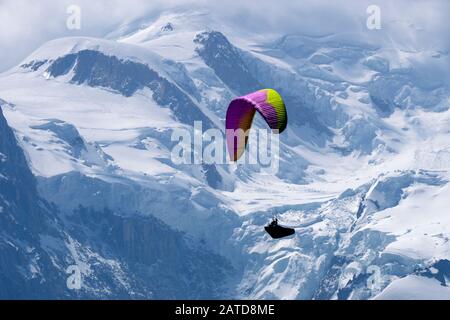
[225, 90, 278, 160]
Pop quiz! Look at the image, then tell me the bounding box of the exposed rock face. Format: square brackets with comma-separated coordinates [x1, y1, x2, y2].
[0, 106, 70, 298]
[194, 31, 261, 95]
[0, 104, 233, 299]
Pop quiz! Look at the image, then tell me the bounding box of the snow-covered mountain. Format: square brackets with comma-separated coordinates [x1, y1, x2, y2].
[0, 10, 449, 299]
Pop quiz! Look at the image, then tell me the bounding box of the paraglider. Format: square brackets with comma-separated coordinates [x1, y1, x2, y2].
[264, 218, 295, 239]
[225, 89, 293, 239]
[225, 88, 287, 161]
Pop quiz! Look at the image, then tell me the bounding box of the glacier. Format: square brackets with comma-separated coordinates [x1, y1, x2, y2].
[0, 9, 449, 299]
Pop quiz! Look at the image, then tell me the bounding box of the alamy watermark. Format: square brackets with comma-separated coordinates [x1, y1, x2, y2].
[66, 5, 81, 30]
[339, 262, 387, 294]
[66, 265, 82, 290]
[366, 5, 381, 30]
[170, 121, 280, 174]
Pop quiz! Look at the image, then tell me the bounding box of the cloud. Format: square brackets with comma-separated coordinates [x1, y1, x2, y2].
[0, 0, 449, 72]
[0, 0, 164, 71]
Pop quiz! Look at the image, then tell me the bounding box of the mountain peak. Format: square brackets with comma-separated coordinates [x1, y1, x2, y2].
[114, 10, 217, 44]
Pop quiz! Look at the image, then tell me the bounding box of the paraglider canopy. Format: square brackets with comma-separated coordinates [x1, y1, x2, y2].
[264, 218, 295, 239]
[226, 89, 287, 161]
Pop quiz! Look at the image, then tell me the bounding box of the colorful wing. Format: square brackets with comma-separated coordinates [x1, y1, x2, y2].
[226, 89, 287, 161]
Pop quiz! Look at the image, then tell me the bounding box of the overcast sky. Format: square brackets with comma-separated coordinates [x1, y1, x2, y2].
[1, 0, 449, 72]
